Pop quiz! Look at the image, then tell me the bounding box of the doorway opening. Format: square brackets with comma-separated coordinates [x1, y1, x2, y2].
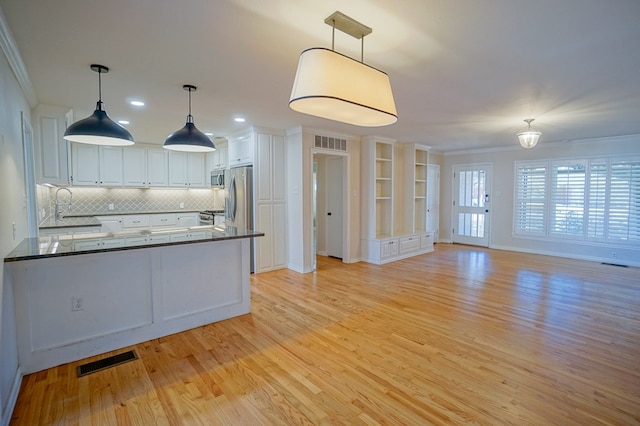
[312, 153, 347, 271]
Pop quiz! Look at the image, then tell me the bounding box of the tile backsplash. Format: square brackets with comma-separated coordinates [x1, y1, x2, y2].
[39, 186, 226, 218]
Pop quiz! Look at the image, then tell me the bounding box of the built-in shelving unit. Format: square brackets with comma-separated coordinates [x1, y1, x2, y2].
[362, 138, 434, 264]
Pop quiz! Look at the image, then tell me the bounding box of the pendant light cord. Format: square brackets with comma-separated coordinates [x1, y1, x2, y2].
[96, 67, 104, 111]
[186, 86, 194, 124]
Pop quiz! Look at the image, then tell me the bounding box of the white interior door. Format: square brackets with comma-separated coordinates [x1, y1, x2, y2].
[452, 164, 492, 246]
[326, 157, 344, 259]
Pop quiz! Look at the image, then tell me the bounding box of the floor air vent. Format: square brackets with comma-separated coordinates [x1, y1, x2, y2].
[315, 135, 347, 152]
[77, 350, 138, 377]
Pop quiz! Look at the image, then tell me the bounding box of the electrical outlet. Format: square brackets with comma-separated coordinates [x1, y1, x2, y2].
[108, 203, 115, 211]
[612, 252, 618, 259]
[71, 296, 84, 312]
[179, 202, 185, 209]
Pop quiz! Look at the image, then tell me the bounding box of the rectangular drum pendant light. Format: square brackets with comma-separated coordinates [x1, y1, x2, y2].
[289, 11, 397, 127]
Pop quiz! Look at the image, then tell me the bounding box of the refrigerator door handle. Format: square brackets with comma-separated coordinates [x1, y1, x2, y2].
[229, 174, 237, 222]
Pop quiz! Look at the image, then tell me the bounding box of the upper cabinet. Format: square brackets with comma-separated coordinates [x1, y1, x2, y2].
[206, 141, 228, 172]
[70, 143, 204, 188]
[72, 144, 123, 186]
[228, 132, 254, 167]
[168, 151, 205, 187]
[33, 104, 71, 185]
[123, 147, 169, 187]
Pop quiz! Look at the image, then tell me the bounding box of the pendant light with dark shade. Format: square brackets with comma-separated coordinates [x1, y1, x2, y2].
[163, 85, 216, 152]
[63, 64, 135, 146]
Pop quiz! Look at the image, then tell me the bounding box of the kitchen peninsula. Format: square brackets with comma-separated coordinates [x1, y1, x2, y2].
[4, 226, 263, 374]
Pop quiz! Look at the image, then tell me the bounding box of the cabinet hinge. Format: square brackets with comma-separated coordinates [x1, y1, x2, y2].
[452, 228, 455, 234]
[453, 200, 456, 206]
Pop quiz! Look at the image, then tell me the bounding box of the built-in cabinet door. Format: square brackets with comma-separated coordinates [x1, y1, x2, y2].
[169, 152, 205, 187]
[256, 133, 272, 202]
[33, 104, 71, 185]
[99, 146, 123, 186]
[228, 134, 254, 167]
[147, 149, 168, 187]
[72, 143, 100, 186]
[123, 147, 147, 187]
[168, 151, 189, 186]
[187, 154, 205, 187]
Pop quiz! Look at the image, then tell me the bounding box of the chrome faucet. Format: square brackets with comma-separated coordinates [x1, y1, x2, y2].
[54, 187, 73, 220]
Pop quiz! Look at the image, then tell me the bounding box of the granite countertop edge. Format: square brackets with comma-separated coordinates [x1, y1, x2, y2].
[5, 227, 264, 262]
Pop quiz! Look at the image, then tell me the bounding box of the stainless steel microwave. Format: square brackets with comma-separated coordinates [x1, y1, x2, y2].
[211, 170, 225, 188]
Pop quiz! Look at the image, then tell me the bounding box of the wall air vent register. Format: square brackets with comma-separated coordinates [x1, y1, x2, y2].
[315, 135, 347, 152]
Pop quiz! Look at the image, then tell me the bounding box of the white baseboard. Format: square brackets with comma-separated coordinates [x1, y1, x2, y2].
[490, 244, 639, 268]
[1, 367, 22, 426]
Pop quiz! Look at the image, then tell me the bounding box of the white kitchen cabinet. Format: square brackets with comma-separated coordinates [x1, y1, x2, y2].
[74, 236, 126, 250]
[228, 132, 254, 167]
[150, 213, 177, 227]
[39, 225, 101, 237]
[123, 147, 147, 187]
[33, 104, 71, 185]
[206, 141, 228, 172]
[122, 215, 151, 229]
[254, 130, 286, 273]
[124, 236, 148, 247]
[71, 143, 100, 186]
[96, 216, 123, 233]
[168, 152, 205, 187]
[99, 146, 123, 186]
[71, 144, 123, 186]
[147, 148, 169, 187]
[176, 213, 197, 227]
[148, 234, 172, 244]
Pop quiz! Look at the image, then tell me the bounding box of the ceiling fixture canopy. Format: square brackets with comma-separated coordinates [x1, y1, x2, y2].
[289, 11, 397, 127]
[517, 118, 541, 149]
[163, 85, 216, 153]
[63, 64, 135, 146]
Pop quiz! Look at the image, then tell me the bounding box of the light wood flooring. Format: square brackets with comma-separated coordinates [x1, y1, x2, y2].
[10, 244, 640, 425]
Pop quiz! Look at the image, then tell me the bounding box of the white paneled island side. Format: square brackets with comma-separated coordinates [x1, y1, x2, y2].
[4, 226, 263, 374]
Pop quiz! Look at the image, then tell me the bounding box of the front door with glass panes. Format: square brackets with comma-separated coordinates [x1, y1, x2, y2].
[452, 164, 492, 246]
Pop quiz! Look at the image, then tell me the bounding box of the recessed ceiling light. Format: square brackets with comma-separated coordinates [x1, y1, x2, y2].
[118, 120, 130, 125]
[234, 117, 246, 123]
[205, 132, 214, 136]
[130, 100, 145, 107]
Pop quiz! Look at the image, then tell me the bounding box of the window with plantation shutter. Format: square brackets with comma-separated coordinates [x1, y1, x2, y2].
[550, 161, 586, 237]
[514, 155, 639, 245]
[515, 162, 547, 235]
[587, 161, 607, 240]
[608, 158, 640, 242]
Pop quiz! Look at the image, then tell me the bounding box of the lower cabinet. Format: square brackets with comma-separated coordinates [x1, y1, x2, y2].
[362, 232, 434, 265]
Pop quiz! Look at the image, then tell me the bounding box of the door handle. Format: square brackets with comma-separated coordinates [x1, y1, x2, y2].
[485, 209, 489, 213]
[327, 212, 332, 216]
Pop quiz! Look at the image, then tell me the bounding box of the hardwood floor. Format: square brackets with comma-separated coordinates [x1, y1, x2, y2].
[10, 244, 640, 425]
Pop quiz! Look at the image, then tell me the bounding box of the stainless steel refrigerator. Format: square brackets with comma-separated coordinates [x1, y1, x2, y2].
[225, 166, 254, 272]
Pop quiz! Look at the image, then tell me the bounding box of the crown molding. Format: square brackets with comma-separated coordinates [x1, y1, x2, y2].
[0, 7, 37, 107]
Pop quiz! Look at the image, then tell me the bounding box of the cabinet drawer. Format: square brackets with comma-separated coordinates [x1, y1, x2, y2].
[151, 214, 177, 227]
[399, 235, 420, 253]
[421, 233, 434, 248]
[122, 215, 150, 228]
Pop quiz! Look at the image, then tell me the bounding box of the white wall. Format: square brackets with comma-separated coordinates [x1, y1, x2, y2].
[0, 40, 31, 425]
[441, 136, 640, 265]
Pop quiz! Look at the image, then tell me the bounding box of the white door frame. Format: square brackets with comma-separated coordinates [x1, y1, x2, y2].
[311, 150, 350, 269]
[451, 163, 493, 247]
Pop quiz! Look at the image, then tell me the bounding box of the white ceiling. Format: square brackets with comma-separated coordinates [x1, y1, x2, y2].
[2, 0, 639, 152]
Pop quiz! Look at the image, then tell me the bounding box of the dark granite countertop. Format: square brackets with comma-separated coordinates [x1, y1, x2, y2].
[5, 226, 264, 262]
[39, 216, 102, 229]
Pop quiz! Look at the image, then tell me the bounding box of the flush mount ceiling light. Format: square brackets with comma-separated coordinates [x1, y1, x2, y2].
[517, 118, 542, 149]
[163, 85, 216, 152]
[63, 64, 135, 146]
[289, 11, 397, 127]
